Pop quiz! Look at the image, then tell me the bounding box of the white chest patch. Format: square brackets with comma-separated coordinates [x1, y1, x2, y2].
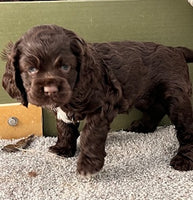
[56, 107, 73, 124]
[188, 0, 193, 6]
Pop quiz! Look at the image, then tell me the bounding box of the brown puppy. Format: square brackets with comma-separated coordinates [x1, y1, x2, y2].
[2, 24, 193, 175]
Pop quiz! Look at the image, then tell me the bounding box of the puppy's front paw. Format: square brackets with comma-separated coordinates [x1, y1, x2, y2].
[77, 153, 104, 176]
[170, 153, 193, 171]
[49, 145, 76, 157]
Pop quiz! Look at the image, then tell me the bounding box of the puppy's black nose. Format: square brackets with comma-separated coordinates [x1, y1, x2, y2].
[44, 85, 58, 96]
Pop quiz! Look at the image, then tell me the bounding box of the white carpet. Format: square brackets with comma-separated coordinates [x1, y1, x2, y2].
[1, 126, 193, 200]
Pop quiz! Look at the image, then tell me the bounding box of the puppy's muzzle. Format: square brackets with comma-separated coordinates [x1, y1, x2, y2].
[44, 85, 59, 96]
[28, 77, 72, 106]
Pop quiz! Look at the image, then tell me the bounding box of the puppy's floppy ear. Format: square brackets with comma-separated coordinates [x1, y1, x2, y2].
[70, 35, 96, 69]
[64, 28, 95, 66]
[1, 41, 28, 107]
[70, 36, 87, 57]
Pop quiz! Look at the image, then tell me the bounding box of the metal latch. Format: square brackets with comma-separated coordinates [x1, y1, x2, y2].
[8, 117, 18, 126]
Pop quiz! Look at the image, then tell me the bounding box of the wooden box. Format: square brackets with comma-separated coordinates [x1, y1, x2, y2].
[0, 103, 42, 139]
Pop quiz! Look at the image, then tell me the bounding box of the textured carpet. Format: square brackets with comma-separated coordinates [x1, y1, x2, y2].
[1, 126, 193, 200]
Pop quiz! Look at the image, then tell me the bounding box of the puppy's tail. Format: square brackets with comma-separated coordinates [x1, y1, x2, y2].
[176, 47, 193, 63]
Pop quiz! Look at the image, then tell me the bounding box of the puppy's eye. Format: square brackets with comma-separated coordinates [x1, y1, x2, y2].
[61, 65, 70, 71]
[28, 67, 38, 74]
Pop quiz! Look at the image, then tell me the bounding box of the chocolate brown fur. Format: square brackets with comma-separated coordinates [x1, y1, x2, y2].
[2, 25, 193, 175]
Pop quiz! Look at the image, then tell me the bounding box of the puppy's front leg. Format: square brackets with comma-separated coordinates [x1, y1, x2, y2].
[49, 120, 80, 157]
[77, 111, 116, 176]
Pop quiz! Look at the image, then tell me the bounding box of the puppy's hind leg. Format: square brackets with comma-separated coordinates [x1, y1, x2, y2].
[128, 102, 166, 133]
[167, 91, 193, 171]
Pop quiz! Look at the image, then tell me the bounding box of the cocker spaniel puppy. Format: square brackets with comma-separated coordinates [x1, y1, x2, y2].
[2, 25, 193, 175]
